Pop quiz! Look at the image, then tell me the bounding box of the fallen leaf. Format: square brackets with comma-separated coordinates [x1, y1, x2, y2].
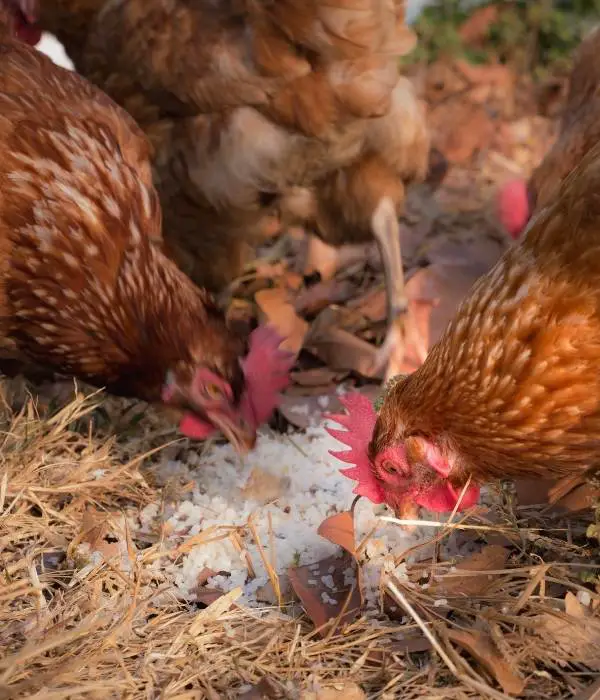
[303, 236, 342, 281]
[572, 677, 600, 700]
[348, 288, 386, 323]
[195, 588, 225, 606]
[255, 288, 309, 355]
[189, 587, 242, 633]
[458, 5, 499, 45]
[284, 271, 304, 291]
[306, 323, 380, 378]
[254, 261, 286, 280]
[291, 368, 343, 387]
[196, 567, 218, 586]
[256, 575, 292, 605]
[288, 553, 362, 633]
[303, 236, 374, 282]
[430, 545, 509, 597]
[515, 478, 600, 513]
[535, 593, 600, 670]
[295, 279, 355, 316]
[241, 467, 289, 504]
[446, 627, 525, 696]
[317, 511, 356, 555]
[239, 677, 281, 699]
[74, 508, 131, 565]
[300, 681, 366, 700]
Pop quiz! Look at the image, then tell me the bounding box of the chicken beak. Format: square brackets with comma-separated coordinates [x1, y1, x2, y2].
[206, 409, 257, 456]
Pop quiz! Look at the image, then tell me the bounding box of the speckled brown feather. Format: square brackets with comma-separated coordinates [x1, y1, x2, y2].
[39, 0, 429, 292]
[372, 141, 600, 484]
[529, 27, 600, 212]
[0, 36, 245, 401]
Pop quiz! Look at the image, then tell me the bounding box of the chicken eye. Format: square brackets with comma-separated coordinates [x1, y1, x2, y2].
[381, 460, 397, 475]
[204, 383, 222, 399]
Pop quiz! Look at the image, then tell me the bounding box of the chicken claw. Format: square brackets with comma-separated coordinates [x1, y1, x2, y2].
[370, 197, 427, 382]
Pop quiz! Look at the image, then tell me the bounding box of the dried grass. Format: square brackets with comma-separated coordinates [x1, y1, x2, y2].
[1, 385, 600, 699]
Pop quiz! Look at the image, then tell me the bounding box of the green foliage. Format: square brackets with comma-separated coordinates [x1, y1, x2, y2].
[405, 0, 600, 79]
[373, 373, 407, 413]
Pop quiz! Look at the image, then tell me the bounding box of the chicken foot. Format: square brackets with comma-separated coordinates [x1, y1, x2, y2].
[369, 197, 427, 382]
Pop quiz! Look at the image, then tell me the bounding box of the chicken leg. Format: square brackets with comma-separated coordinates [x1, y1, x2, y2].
[370, 197, 427, 382]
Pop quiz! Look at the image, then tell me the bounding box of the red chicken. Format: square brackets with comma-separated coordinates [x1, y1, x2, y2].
[498, 27, 600, 240]
[0, 20, 293, 452]
[328, 139, 600, 516]
[37, 0, 438, 381]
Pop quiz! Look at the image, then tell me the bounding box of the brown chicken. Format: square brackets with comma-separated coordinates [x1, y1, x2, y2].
[1, 0, 40, 42]
[0, 16, 293, 453]
[39, 0, 439, 380]
[328, 139, 600, 516]
[499, 27, 600, 239]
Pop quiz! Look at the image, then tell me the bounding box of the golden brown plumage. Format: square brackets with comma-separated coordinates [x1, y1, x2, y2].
[40, 0, 435, 379]
[528, 27, 600, 213]
[365, 139, 600, 514]
[0, 30, 276, 452]
[499, 27, 600, 238]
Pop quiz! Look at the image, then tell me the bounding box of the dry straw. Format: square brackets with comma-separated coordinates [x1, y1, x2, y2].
[1, 383, 599, 699]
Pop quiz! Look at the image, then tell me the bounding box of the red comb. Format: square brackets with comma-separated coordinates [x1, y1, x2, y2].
[325, 393, 385, 504]
[240, 325, 295, 429]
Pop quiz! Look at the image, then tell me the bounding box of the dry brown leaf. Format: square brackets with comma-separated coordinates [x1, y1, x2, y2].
[288, 553, 362, 633]
[75, 508, 129, 563]
[195, 588, 225, 606]
[349, 288, 386, 323]
[255, 575, 292, 605]
[196, 567, 218, 587]
[303, 236, 374, 281]
[290, 368, 343, 387]
[515, 478, 600, 513]
[303, 236, 342, 281]
[430, 545, 509, 597]
[255, 287, 309, 354]
[240, 467, 289, 504]
[300, 681, 366, 700]
[284, 271, 304, 291]
[306, 323, 380, 378]
[238, 677, 281, 699]
[446, 627, 525, 696]
[317, 511, 356, 555]
[535, 593, 600, 670]
[295, 280, 355, 316]
[458, 5, 499, 45]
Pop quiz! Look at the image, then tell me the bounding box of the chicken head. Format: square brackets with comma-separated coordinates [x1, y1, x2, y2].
[162, 325, 294, 454]
[326, 392, 480, 515]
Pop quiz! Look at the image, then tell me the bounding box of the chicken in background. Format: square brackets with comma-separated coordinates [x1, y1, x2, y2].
[498, 27, 600, 240]
[37, 0, 101, 66]
[0, 0, 41, 43]
[38, 0, 444, 381]
[328, 139, 600, 517]
[0, 17, 293, 453]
